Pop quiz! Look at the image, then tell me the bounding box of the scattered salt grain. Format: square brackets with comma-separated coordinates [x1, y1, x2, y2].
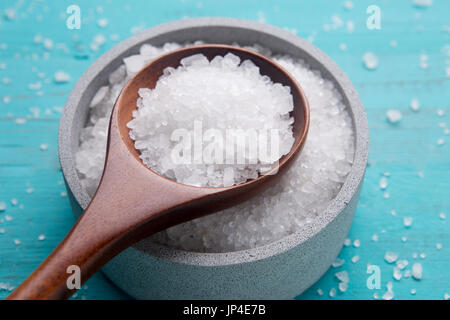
[362, 52, 378, 70]
[14, 239, 21, 245]
[419, 54, 428, 69]
[412, 262, 423, 280]
[413, 0, 433, 8]
[419, 252, 426, 259]
[317, 288, 323, 296]
[386, 109, 402, 124]
[410, 289, 416, 295]
[393, 267, 402, 281]
[344, 238, 351, 247]
[332, 258, 345, 268]
[26, 188, 34, 194]
[0, 202, 6, 211]
[54, 71, 70, 83]
[38, 234, 45, 241]
[43, 38, 53, 50]
[403, 217, 413, 228]
[97, 18, 108, 28]
[379, 176, 388, 190]
[396, 259, 409, 269]
[353, 239, 360, 247]
[329, 288, 336, 298]
[40, 144, 48, 151]
[335, 270, 349, 283]
[439, 212, 446, 220]
[10, 198, 18, 206]
[410, 98, 420, 111]
[437, 109, 444, 117]
[343, 1, 354, 10]
[437, 138, 445, 146]
[338, 281, 348, 293]
[385, 252, 398, 264]
[371, 234, 379, 242]
[401, 236, 407, 242]
[382, 282, 394, 300]
[436, 243, 442, 250]
[5, 215, 13, 222]
[351, 255, 360, 263]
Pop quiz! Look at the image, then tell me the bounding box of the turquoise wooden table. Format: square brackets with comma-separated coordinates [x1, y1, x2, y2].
[0, 0, 448, 300]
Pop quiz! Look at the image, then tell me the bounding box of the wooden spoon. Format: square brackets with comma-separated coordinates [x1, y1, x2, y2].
[7, 44, 310, 300]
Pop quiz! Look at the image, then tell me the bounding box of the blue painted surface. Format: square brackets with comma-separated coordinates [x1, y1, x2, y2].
[0, 0, 448, 300]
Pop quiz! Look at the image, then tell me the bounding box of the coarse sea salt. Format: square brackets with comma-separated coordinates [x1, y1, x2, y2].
[127, 53, 295, 187]
[75, 42, 355, 252]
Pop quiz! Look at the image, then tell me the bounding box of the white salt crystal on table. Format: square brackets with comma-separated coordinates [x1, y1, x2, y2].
[75, 42, 355, 252]
[362, 52, 378, 70]
[386, 109, 402, 124]
[410, 98, 420, 111]
[0, 202, 6, 211]
[412, 262, 423, 280]
[54, 71, 70, 83]
[382, 282, 394, 300]
[403, 217, 413, 227]
[379, 176, 388, 189]
[413, 0, 433, 8]
[385, 252, 398, 263]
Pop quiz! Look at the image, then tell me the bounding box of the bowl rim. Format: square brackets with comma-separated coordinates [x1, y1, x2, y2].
[59, 17, 369, 267]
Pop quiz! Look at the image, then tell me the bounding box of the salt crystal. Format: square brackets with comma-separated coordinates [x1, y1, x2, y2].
[419, 252, 426, 259]
[54, 71, 70, 83]
[40, 144, 48, 151]
[396, 259, 408, 269]
[444, 293, 449, 300]
[26, 188, 34, 194]
[0, 202, 6, 211]
[371, 234, 379, 242]
[410, 98, 420, 111]
[14, 239, 21, 245]
[4, 8, 16, 20]
[329, 288, 336, 298]
[363, 52, 378, 70]
[332, 258, 345, 268]
[38, 234, 45, 241]
[403, 217, 413, 227]
[410, 289, 416, 295]
[401, 236, 407, 242]
[351, 255, 360, 263]
[386, 109, 402, 124]
[413, 0, 433, 8]
[412, 262, 422, 280]
[439, 212, 446, 220]
[11, 198, 18, 206]
[437, 109, 444, 117]
[97, 18, 108, 28]
[437, 138, 445, 146]
[344, 238, 351, 247]
[338, 281, 348, 293]
[335, 270, 349, 283]
[343, 1, 354, 10]
[436, 243, 442, 250]
[393, 267, 402, 280]
[317, 288, 323, 296]
[353, 239, 360, 247]
[385, 252, 398, 263]
[382, 282, 394, 300]
[43, 38, 53, 50]
[379, 176, 388, 189]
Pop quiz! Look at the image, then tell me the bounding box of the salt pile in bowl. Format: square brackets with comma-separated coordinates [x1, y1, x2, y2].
[75, 42, 355, 253]
[127, 52, 295, 187]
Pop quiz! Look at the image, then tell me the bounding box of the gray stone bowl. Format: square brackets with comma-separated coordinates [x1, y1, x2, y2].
[59, 17, 369, 299]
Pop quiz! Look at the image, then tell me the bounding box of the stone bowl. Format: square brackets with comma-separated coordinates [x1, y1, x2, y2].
[59, 17, 369, 299]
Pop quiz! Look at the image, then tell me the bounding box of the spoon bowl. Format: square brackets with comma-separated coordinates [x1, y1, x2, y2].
[8, 44, 309, 300]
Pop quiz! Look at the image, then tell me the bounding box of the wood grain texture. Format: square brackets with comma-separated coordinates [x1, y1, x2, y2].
[0, 0, 448, 300]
